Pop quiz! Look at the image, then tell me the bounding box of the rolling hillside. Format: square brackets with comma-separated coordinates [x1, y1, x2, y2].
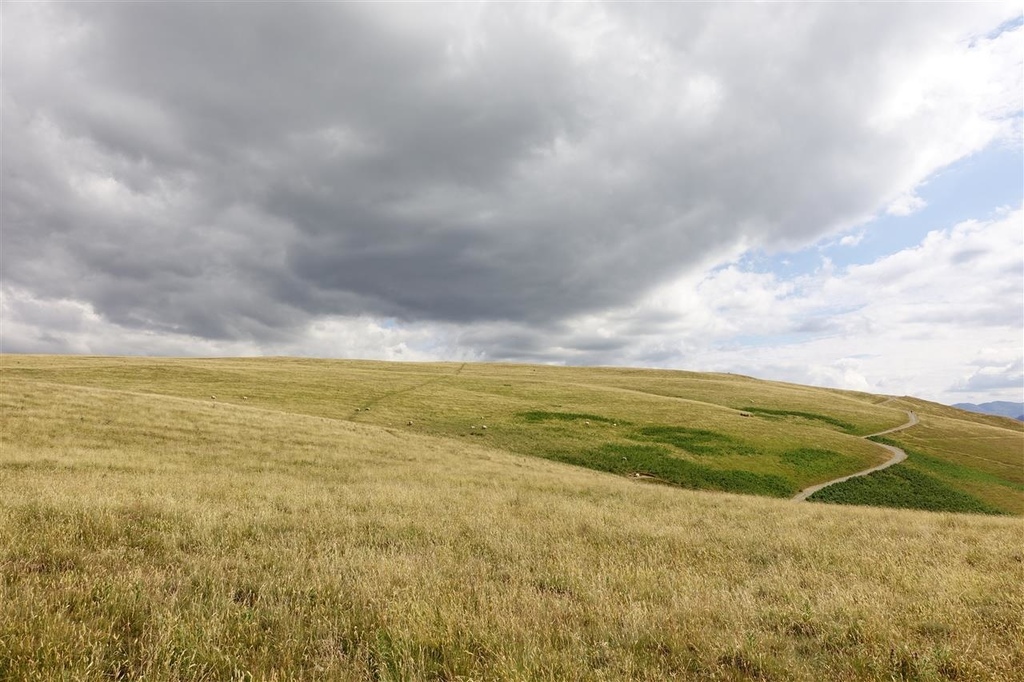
[2, 355, 1022, 680]
[3, 355, 1020, 514]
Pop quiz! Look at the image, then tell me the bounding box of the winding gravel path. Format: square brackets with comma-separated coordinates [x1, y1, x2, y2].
[792, 410, 918, 502]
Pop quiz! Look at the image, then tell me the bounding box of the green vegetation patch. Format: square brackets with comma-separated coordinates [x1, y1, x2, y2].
[780, 447, 855, 477]
[549, 443, 794, 498]
[808, 464, 1007, 515]
[869, 437, 1024, 492]
[740, 407, 857, 434]
[630, 426, 759, 457]
[517, 411, 620, 424]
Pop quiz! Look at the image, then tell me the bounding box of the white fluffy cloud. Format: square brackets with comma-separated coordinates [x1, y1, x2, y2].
[2, 3, 1021, 403]
[548, 207, 1024, 403]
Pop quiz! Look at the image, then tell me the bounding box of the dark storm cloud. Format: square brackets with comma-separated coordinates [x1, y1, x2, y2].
[3, 2, 1019, 347]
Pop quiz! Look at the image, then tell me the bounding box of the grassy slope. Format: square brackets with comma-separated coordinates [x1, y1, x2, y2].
[809, 397, 1024, 514]
[2, 355, 1020, 513]
[2, 374, 1022, 681]
[0, 357, 910, 495]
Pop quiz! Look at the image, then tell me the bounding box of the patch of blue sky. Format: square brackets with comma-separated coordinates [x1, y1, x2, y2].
[982, 13, 1023, 42]
[746, 139, 1023, 278]
[835, 142, 1023, 265]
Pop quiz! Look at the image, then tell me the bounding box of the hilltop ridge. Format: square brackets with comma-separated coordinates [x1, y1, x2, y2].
[953, 400, 1024, 421]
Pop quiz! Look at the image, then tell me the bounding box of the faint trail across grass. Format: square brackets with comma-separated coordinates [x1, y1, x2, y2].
[352, 363, 467, 415]
[792, 410, 918, 502]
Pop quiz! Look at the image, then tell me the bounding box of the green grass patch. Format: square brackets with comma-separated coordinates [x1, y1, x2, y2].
[780, 448, 856, 477]
[808, 464, 1007, 515]
[869, 437, 1024, 492]
[740, 407, 857, 434]
[630, 426, 759, 457]
[549, 443, 794, 497]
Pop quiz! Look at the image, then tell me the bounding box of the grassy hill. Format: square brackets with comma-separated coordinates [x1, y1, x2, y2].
[3, 355, 1021, 513]
[2, 355, 1022, 680]
[807, 396, 1023, 514]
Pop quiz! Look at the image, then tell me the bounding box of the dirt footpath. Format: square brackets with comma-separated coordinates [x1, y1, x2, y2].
[792, 410, 917, 502]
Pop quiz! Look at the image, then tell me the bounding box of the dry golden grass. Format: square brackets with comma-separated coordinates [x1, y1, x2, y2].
[2, 362, 1023, 680]
[3, 354, 1020, 512]
[0, 356, 909, 495]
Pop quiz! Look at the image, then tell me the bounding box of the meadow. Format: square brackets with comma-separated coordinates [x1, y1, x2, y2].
[2, 356, 1022, 680]
[3, 355, 1020, 513]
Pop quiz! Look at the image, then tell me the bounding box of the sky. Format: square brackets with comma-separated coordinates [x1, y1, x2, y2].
[3, 2, 1022, 406]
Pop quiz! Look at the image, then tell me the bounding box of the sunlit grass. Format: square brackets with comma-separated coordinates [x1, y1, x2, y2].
[0, 356, 901, 498]
[4, 355, 1020, 513]
[2, 375, 1022, 680]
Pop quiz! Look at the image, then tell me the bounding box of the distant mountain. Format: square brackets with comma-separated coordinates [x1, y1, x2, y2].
[952, 401, 1024, 421]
